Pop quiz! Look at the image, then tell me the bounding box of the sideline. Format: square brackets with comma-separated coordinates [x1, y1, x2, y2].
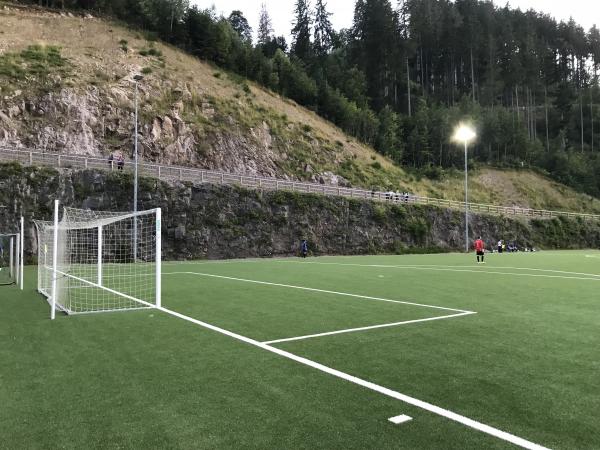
[277, 261, 600, 281]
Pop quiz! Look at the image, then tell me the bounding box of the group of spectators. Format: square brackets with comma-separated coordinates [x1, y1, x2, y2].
[383, 191, 413, 203]
[495, 240, 536, 253]
[108, 152, 125, 170]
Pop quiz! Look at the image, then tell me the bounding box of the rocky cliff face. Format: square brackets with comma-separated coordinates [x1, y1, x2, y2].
[0, 6, 388, 188]
[2, 163, 599, 263]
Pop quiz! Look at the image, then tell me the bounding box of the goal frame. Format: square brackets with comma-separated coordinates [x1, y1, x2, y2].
[40, 200, 161, 319]
[0, 216, 24, 289]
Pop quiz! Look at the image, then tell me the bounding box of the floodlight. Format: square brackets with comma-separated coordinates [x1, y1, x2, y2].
[453, 123, 476, 253]
[453, 124, 476, 144]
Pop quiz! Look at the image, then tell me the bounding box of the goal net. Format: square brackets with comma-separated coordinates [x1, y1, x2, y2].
[35, 202, 161, 317]
[0, 233, 19, 286]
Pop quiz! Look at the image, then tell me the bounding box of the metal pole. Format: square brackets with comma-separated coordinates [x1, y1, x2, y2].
[15, 234, 20, 286]
[464, 140, 469, 253]
[97, 225, 103, 287]
[9, 236, 14, 280]
[155, 208, 161, 308]
[134, 81, 138, 262]
[20, 216, 24, 290]
[51, 200, 59, 320]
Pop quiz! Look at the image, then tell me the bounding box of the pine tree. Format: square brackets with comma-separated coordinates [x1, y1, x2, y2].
[257, 3, 274, 47]
[313, 0, 334, 57]
[291, 0, 312, 61]
[351, 0, 396, 110]
[228, 10, 253, 43]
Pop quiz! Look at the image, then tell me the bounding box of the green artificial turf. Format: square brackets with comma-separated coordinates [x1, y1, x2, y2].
[2, 251, 600, 449]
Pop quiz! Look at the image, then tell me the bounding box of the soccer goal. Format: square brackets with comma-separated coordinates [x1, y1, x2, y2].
[34, 201, 161, 319]
[0, 217, 24, 288]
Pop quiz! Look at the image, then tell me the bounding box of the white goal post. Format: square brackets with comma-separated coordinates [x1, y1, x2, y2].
[34, 200, 161, 319]
[0, 216, 24, 289]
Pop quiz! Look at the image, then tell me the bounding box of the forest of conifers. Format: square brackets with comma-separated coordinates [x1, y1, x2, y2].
[16, 0, 600, 195]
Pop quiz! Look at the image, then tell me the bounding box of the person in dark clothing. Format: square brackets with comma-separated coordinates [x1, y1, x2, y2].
[474, 237, 485, 264]
[108, 153, 114, 169]
[301, 240, 308, 258]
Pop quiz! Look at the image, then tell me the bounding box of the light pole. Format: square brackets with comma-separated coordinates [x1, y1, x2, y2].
[453, 124, 476, 253]
[133, 74, 143, 261]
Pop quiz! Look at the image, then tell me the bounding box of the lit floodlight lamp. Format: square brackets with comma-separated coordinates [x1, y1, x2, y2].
[453, 124, 477, 144]
[453, 123, 476, 253]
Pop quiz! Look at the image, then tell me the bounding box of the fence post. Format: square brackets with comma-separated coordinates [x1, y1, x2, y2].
[158, 166, 161, 179]
[85, 158, 88, 169]
[221, 173, 224, 184]
[179, 168, 183, 181]
[57, 155, 61, 167]
[29, 152, 33, 165]
[201, 172, 205, 182]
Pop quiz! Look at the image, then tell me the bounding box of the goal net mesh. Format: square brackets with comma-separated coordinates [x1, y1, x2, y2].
[35, 207, 159, 314]
[0, 234, 18, 286]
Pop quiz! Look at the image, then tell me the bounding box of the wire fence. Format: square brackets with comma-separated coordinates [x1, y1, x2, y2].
[1, 146, 599, 221]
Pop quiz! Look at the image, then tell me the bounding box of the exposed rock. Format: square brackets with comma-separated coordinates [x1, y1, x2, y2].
[317, 171, 349, 187]
[7, 106, 20, 118]
[0, 79, 365, 186]
[2, 165, 599, 263]
[201, 103, 215, 119]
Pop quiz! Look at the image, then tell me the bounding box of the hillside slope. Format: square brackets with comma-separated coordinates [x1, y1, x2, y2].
[1, 5, 600, 214]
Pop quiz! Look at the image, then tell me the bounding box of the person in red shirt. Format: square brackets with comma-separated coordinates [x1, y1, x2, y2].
[474, 237, 485, 264]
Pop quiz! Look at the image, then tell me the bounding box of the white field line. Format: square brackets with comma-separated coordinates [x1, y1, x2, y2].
[155, 305, 549, 450]
[389, 414, 413, 425]
[398, 264, 600, 278]
[262, 311, 476, 345]
[162, 272, 473, 314]
[161, 259, 272, 267]
[277, 261, 600, 282]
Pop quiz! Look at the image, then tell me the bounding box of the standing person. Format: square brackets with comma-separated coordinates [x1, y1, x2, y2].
[108, 153, 114, 169]
[474, 236, 485, 264]
[497, 240, 503, 253]
[301, 239, 308, 258]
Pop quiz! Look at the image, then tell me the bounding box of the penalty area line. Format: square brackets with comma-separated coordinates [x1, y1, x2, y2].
[162, 272, 472, 314]
[262, 311, 476, 345]
[154, 304, 548, 450]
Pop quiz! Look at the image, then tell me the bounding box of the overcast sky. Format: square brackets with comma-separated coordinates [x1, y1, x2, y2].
[193, 0, 599, 42]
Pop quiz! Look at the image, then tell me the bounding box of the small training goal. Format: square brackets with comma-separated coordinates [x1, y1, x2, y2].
[0, 217, 24, 288]
[34, 201, 161, 319]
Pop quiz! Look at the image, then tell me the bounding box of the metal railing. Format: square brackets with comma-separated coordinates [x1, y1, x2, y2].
[1, 146, 599, 221]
